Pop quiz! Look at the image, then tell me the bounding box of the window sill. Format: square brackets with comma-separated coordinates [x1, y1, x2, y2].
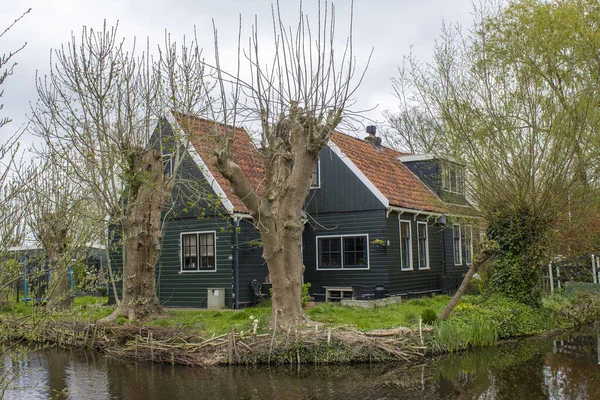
[178, 269, 217, 274]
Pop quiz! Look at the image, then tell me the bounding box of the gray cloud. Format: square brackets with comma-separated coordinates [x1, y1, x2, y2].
[1, 0, 473, 146]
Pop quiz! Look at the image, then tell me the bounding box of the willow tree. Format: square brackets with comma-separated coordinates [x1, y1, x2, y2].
[202, 2, 369, 328]
[394, 0, 600, 305]
[19, 150, 102, 309]
[30, 23, 206, 322]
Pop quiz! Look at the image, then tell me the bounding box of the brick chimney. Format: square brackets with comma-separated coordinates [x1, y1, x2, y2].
[364, 125, 382, 146]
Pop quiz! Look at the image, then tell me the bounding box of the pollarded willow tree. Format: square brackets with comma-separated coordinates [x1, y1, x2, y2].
[30, 23, 207, 322]
[203, 2, 370, 328]
[19, 150, 102, 310]
[394, 0, 600, 305]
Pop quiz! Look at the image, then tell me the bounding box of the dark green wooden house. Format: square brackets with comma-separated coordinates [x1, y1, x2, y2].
[110, 114, 478, 309]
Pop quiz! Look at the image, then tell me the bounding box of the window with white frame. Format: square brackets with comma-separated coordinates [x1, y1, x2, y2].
[317, 235, 368, 270]
[163, 153, 174, 177]
[181, 232, 216, 271]
[399, 221, 412, 270]
[417, 222, 429, 269]
[310, 159, 321, 188]
[442, 162, 464, 194]
[452, 224, 462, 265]
[465, 225, 473, 265]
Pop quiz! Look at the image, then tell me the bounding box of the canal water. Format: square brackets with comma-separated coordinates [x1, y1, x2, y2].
[2, 332, 599, 399]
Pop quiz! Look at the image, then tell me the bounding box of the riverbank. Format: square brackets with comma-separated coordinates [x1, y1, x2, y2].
[1, 292, 598, 366]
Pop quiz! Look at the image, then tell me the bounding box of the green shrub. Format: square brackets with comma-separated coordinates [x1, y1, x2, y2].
[553, 292, 600, 330]
[302, 282, 312, 305]
[486, 205, 548, 306]
[421, 308, 437, 325]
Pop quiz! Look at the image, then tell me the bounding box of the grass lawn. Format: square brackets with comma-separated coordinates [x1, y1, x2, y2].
[1, 295, 453, 336]
[145, 295, 452, 335]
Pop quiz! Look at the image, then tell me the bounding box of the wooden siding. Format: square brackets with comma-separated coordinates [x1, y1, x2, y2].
[157, 216, 233, 308]
[443, 223, 470, 276]
[304, 147, 383, 214]
[234, 219, 269, 305]
[385, 212, 446, 294]
[303, 209, 389, 296]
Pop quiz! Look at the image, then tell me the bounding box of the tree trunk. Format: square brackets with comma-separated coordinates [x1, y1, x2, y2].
[439, 248, 495, 320]
[40, 214, 72, 310]
[100, 148, 171, 323]
[262, 221, 310, 329]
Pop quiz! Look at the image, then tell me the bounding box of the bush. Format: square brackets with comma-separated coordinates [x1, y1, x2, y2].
[552, 292, 600, 330]
[302, 282, 312, 305]
[442, 295, 549, 345]
[421, 308, 437, 325]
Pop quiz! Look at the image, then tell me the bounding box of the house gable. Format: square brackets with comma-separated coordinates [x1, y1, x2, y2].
[157, 118, 232, 219]
[304, 146, 386, 214]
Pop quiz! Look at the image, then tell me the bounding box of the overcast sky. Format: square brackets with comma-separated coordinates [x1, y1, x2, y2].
[1, 0, 474, 149]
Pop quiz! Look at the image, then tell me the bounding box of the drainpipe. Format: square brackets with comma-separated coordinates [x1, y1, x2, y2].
[234, 216, 240, 310]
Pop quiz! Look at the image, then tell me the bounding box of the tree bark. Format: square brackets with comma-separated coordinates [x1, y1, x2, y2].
[40, 213, 72, 310]
[260, 216, 311, 328]
[439, 248, 495, 320]
[100, 148, 171, 323]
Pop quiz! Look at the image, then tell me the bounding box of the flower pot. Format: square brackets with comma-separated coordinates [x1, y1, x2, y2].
[303, 301, 315, 309]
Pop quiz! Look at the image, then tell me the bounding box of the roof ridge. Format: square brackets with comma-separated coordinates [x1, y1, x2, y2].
[332, 130, 412, 157]
[171, 111, 247, 133]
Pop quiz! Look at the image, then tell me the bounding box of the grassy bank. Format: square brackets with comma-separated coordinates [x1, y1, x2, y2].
[0, 292, 598, 365]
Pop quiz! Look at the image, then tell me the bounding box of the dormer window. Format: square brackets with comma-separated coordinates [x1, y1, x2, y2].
[310, 159, 321, 189]
[442, 162, 464, 194]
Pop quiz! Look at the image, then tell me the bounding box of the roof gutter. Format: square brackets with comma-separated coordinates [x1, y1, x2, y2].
[386, 205, 480, 220]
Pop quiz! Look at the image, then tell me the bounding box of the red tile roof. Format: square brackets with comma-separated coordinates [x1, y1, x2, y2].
[174, 114, 264, 213]
[174, 113, 475, 216]
[330, 132, 477, 215]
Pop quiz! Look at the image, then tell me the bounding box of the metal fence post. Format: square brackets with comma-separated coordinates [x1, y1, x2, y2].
[548, 262, 554, 294]
[593, 254, 597, 284]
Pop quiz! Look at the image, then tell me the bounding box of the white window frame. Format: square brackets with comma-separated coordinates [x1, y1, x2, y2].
[465, 225, 473, 265]
[442, 162, 464, 194]
[164, 153, 174, 177]
[417, 221, 430, 270]
[399, 220, 413, 271]
[452, 224, 462, 266]
[310, 159, 321, 189]
[179, 231, 217, 273]
[315, 234, 370, 271]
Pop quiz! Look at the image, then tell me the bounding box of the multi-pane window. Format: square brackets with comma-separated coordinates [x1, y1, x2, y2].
[417, 222, 429, 270]
[465, 225, 473, 265]
[442, 163, 464, 194]
[310, 160, 320, 188]
[399, 221, 412, 270]
[181, 232, 216, 271]
[453, 224, 462, 265]
[317, 235, 368, 270]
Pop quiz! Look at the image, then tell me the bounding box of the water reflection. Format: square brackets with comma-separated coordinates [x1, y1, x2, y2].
[3, 332, 600, 399]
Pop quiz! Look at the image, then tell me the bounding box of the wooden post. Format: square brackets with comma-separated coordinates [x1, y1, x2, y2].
[556, 265, 561, 290]
[548, 262, 554, 294]
[593, 254, 597, 284]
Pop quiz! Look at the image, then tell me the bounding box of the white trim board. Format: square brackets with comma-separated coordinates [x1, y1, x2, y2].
[327, 140, 389, 208]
